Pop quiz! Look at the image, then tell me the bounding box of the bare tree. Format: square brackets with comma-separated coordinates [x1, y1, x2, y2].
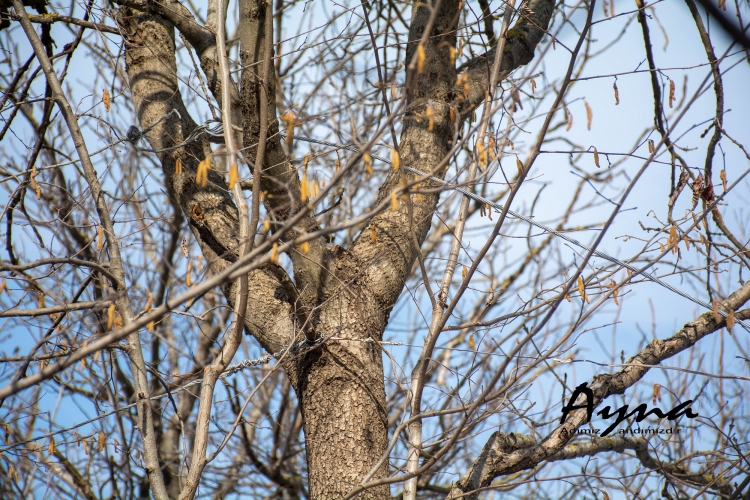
[1, 0, 749, 498]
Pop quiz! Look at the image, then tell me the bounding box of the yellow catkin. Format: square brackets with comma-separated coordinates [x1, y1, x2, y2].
[300, 241, 310, 253]
[477, 141, 487, 167]
[391, 190, 398, 211]
[300, 172, 309, 201]
[263, 219, 270, 232]
[416, 44, 426, 73]
[585, 101, 593, 130]
[107, 303, 115, 329]
[371, 225, 377, 243]
[102, 89, 110, 111]
[144, 292, 153, 312]
[391, 82, 397, 99]
[577, 276, 585, 301]
[593, 147, 600, 168]
[175, 157, 183, 175]
[364, 153, 373, 176]
[228, 162, 238, 189]
[98, 431, 106, 452]
[270, 242, 279, 263]
[449, 46, 456, 65]
[391, 149, 400, 170]
[196, 157, 210, 187]
[530, 78, 537, 94]
[303, 152, 310, 170]
[425, 106, 435, 131]
[147, 321, 154, 333]
[449, 106, 456, 123]
[97, 226, 104, 251]
[515, 156, 523, 174]
[468, 333, 476, 351]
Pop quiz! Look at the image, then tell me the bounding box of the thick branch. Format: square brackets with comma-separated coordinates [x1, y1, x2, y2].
[447, 282, 750, 499]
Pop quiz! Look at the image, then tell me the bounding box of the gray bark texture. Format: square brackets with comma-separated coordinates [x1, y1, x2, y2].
[116, 0, 555, 497]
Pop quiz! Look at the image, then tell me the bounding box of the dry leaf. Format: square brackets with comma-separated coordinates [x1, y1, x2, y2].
[691, 173, 704, 210]
[613, 81, 620, 105]
[565, 106, 573, 130]
[462, 265, 468, 281]
[577, 276, 585, 298]
[181, 237, 189, 259]
[683, 235, 690, 251]
[0, 280, 5, 296]
[668, 169, 689, 207]
[584, 101, 593, 130]
[102, 89, 110, 111]
[516, 156, 524, 174]
[701, 175, 715, 203]
[530, 78, 537, 94]
[98, 431, 106, 452]
[648, 139, 655, 153]
[49, 436, 55, 455]
[659, 241, 666, 253]
[416, 44, 426, 74]
[602, 490, 611, 500]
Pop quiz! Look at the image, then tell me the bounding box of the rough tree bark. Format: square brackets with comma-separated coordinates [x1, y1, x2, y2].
[115, 0, 555, 497]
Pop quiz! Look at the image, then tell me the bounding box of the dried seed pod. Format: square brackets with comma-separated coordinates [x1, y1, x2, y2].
[613, 81, 620, 105]
[668, 79, 676, 108]
[584, 101, 593, 130]
[593, 147, 600, 168]
[530, 78, 537, 94]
